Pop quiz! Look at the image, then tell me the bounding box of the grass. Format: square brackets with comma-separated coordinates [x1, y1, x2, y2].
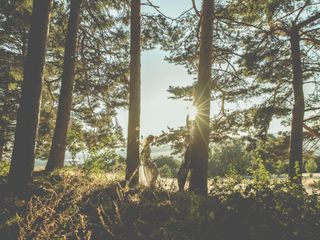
[0, 166, 320, 240]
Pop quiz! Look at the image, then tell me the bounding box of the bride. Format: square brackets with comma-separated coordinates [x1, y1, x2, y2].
[139, 135, 159, 187]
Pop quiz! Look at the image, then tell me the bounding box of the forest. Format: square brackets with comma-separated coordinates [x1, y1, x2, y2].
[1, 0, 320, 239]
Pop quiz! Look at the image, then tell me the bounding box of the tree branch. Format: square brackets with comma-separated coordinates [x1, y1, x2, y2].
[303, 123, 320, 139]
[297, 12, 320, 29]
[294, 0, 311, 24]
[145, 0, 193, 22]
[191, 0, 201, 17]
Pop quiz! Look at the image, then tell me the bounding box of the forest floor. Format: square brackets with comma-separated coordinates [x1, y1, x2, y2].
[1, 167, 320, 240]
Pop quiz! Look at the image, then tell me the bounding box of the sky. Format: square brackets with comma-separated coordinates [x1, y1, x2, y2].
[117, 0, 202, 138]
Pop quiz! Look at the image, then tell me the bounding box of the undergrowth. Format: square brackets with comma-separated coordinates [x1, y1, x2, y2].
[0, 165, 319, 240]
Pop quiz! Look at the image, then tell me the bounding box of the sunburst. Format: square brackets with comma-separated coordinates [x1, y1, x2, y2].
[193, 98, 210, 143]
[187, 105, 198, 120]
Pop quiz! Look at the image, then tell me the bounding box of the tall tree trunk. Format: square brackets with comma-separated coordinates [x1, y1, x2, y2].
[8, 0, 52, 189]
[46, 0, 82, 172]
[189, 0, 214, 195]
[0, 130, 4, 162]
[288, 27, 304, 183]
[126, 0, 141, 185]
[0, 143, 4, 162]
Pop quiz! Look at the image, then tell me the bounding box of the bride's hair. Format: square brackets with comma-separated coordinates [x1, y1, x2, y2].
[143, 135, 155, 148]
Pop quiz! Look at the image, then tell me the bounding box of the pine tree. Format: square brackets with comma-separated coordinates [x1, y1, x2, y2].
[8, 0, 52, 189]
[126, 0, 141, 185]
[46, 0, 82, 171]
[189, 0, 214, 195]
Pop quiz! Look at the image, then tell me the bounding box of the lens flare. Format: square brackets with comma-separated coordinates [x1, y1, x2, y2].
[187, 105, 198, 120]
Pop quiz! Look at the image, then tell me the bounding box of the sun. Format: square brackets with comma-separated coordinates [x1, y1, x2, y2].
[187, 105, 198, 120]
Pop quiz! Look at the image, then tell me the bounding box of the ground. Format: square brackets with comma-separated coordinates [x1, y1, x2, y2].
[0, 168, 320, 240]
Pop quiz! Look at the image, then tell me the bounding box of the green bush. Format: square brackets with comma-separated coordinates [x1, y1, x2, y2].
[305, 158, 317, 175]
[0, 160, 9, 184]
[0, 160, 10, 176]
[248, 158, 271, 188]
[275, 160, 287, 175]
[82, 150, 125, 175]
[154, 155, 180, 177]
[252, 134, 289, 174]
[159, 164, 174, 178]
[208, 140, 251, 177]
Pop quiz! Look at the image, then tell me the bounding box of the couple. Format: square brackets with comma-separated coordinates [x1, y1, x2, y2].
[138, 133, 192, 190]
[139, 135, 159, 187]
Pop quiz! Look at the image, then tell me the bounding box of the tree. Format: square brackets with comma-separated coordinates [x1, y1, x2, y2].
[0, 135, 4, 162]
[0, 0, 130, 165]
[45, 0, 82, 171]
[227, 0, 320, 182]
[126, 0, 141, 185]
[8, 0, 52, 189]
[158, 1, 320, 184]
[287, 12, 320, 182]
[152, 2, 262, 152]
[189, 0, 214, 195]
[0, 1, 31, 163]
[68, 0, 129, 157]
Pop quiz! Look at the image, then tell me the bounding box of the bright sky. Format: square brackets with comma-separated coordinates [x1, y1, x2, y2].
[117, 0, 202, 138]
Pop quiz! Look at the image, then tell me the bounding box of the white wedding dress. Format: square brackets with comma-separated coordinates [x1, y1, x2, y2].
[139, 146, 157, 186]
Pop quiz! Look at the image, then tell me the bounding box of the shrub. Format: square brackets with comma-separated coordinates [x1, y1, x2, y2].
[154, 155, 180, 177]
[305, 158, 317, 176]
[275, 160, 287, 175]
[82, 150, 125, 175]
[18, 173, 93, 239]
[0, 160, 10, 176]
[247, 133, 290, 174]
[159, 164, 174, 178]
[208, 140, 251, 177]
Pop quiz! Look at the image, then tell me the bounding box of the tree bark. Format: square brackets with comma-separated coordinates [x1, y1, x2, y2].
[189, 0, 214, 195]
[288, 27, 304, 183]
[0, 131, 4, 162]
[0, 143, 4, 162]
[126, 0, 141, 185]
[8, 0, 52, 189]
[46, 0, 82, 172]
